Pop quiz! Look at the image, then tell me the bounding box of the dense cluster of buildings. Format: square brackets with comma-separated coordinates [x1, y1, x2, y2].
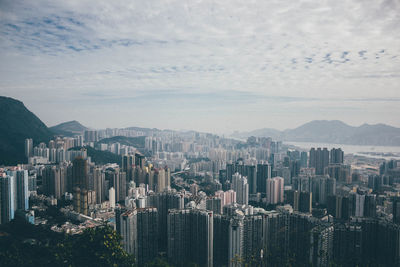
[2, 132, 400, 266]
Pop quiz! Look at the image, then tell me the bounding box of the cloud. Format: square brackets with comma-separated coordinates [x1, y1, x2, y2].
[0, 0, 399, 133]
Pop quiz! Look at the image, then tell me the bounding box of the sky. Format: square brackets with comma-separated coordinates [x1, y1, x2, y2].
[0, 0, 399, 134]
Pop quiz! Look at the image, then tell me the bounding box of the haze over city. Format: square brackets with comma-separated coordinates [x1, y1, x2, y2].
[1, 0, 400, 133]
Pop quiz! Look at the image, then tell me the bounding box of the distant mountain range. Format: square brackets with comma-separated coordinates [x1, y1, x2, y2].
[50, 120, 88, 136]
[2, 95, 400, 166]
[0, 96, 54, 165]
[231, 120, 400, 146]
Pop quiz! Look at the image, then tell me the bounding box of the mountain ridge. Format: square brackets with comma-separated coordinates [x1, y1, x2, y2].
[0, 96, 54, 165]
[50, 120, 88, 136]
[231, 120, 400, 146]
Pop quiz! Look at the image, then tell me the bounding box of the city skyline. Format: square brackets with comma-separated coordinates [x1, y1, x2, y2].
[1, 0, 400, 133]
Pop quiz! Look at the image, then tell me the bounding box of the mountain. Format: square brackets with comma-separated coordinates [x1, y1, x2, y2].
[50, 120, 88, 136]
[232, 120, 400, 146]
[0, 96, 54, 165]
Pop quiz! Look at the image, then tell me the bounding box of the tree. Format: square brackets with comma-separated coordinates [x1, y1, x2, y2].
[0, 220, 136, 267]
[57, 225, 136, 267]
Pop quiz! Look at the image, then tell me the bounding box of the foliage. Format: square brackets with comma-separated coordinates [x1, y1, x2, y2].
[69, 146, 121, 165]
[0, 220, 135, 267]
[0, 96, 54, 165]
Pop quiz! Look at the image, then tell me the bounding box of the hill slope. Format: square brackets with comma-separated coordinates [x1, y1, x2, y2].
[50, 120, 88, 136]
[232, 120, 400, 146]
[0, 96, 54, 165]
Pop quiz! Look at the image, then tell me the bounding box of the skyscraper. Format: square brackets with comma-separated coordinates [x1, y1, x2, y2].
[135, 153, 145, 169]
[167, 209, 213, 267]
[298, 191, 312, 213]
[310, 224, 334, 267]
[330, 148, 344, 164]
[309, 148, 330, 175]
[393, 197, 400, 224]
[256, 163, 271, 195]
[93, 167, 105, 204]
[228, 215, 244, 267]
[25, 138, 33, 160]
[72, 157, 89, 214]
[147, 189, 184, 251]
[300, 151, 308, 168]
[266, 177, 284, 205]
[311, 176, 336, 205]
[120, 209, 138, 255]
[117, 207, 158, 265]
[243, 215, 264, 264]
[0, 175, 14, 224]
[244, 165, 256, 195]
[232, 173, 249, 205]
[15, 170, 29, 210]
[122, 154, 134, 180]
[72, 157, 89, 190]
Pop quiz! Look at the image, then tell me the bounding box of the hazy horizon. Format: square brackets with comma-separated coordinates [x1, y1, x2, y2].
[1, 0, 399, 133]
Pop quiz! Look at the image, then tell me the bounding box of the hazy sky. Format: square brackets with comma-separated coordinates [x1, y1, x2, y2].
[0, 0, 399, 134]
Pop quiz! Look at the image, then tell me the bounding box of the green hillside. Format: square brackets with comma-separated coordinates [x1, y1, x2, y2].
[0, 96, 54, 165]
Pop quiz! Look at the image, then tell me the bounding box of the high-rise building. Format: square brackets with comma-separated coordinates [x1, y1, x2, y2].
[243, 215, 264, 264]
[333, 224, 362, 266]
[93, 167, 105, 204]
[135, 153, 145, 169]
[368, 175, 382, 191]
[393, 197, 400, 224]
[228, 215, 244, 267]
[232, 173, 249, 205]
[167, 209, 213, 267]
[330, 148, 344, 164]
[350, 192, 365, 217]
[15, 170, 28, 210]
[136, 208, 158, 265]
[117, 207, 158, 265]
[25, 138, 33, 160]
[72, 157, 89, 190]
[309, 148, 329, 175]
[310, 224, 334, 267]
[84, 130, 99, 142]
[311, 176, 336, 205]
[72, 157, 89, 214]
[207, 197, 222, 214]
[42, 166, 68, 199]
[325, 164, 351, 183]
[256, 163, 271, 195]
[147, 189, 184, 251]
[215, 190, 236, 207]
[300, 151, 308, 168]
[244, 165, 256, 195]
[109, 187, 116, 208]
[298, 191, 312, 213]
[266, 177, 284, 205]
[122, 154, 134, 180]
[262, 211, 288, 263]
[213, 214, 230, 266]
[120, 209, 138, 255]
[0, 175, 15, 224]
[363, 194, 376, 218]
[327, 195, 350, 220]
